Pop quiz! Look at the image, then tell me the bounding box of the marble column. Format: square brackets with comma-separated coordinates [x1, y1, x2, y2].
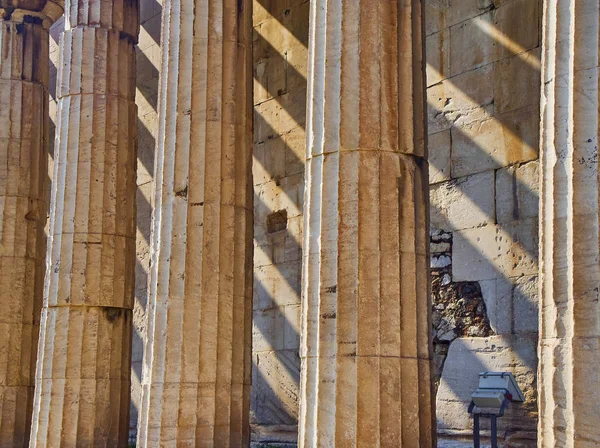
[0, 2, 62, 445]
[136, 0, 253, 445]
[539, 0, 600, 446]
[299, 0, 434, 446]
[29, 0, 139, 445]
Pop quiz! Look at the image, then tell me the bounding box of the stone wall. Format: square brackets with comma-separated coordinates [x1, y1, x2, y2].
[426, 0, 541, 444]
[251, 0, 308, 444]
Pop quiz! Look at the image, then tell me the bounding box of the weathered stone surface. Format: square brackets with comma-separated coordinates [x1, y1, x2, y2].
[136, 0, 253, 446]
[538, 0, 600, 445]
[452, 219, 538, 282]
[30, 0, 139, 445]
[299, 1, 434, 446]
[437, 336, 538, 441]
[0, 17, 50, 447]
[429, 130, 451, 184]
[430, 170, 495, 231]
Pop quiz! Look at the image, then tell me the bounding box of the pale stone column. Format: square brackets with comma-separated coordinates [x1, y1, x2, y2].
[539, 0, 600, 446]
[136, 0, 253, 445]
[0, 2, 62, 445]
[29, 0, 139, 446]
[299, 1, 434, 446]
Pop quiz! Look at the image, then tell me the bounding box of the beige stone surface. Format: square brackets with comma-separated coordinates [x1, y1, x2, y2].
[136, 0, 254, 446]
[0, 2, 61, 445]
[538, 0, 600, 446]
[29, 0, 139, 445]
[299, 1, 434, 446]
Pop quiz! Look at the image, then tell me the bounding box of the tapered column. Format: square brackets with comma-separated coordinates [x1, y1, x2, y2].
[136, 0, 253, 445]
[539, 1, 600, 446]
[299, 1, 434, 446]
[0, 3, 61, 446]
[29, 0, 139, 446]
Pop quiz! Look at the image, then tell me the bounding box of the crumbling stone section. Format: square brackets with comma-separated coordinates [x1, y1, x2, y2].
[0, 1, 61, 444]
[538, 0, 600, 445]
[30, 0, 139, 445]
[430, 231, 494, 387]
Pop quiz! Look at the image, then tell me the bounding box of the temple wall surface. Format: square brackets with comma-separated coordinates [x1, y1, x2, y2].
[426, 0, 541, 444]
[45, 0, 540, 445]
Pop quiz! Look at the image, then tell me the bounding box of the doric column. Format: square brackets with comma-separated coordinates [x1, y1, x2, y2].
[0, 2, 62, 445]
[539, 0, 600, 446]
[299, 1, 434, 446]
[29, 0, 139, 445]
[136, 0, 253, 445]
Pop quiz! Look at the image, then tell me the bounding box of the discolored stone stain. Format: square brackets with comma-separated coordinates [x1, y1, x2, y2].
[104, 307, 123, 322]
[174, 185, 188, 198]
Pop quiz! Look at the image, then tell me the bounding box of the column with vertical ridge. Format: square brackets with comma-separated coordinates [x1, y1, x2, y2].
[29, 0, 139, 445]
[0, 2, 62, 446]
[539, 0, 600, 446]
[299, 0, 434, 446]
[136, 0, 253, 445]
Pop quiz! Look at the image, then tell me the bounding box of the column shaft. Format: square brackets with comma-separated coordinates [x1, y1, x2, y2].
[136, 0, 253, 445]
[299, 1, 434, 446]
[30, 0, 139, 446]
[539, 0, 600, 446]
[0, 4, 60, 446]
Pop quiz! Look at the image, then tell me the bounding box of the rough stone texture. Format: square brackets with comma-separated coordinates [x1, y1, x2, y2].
[437, 336, 538, 445]
[426, 0, 542, 444]
[538, 0, 600, 446]
[299, 0, 434, 446]
[251, 0, 308, 444]
[136, 0, 254, 446]
[0, 1, 61, 444]
[30, 0, 139, 445]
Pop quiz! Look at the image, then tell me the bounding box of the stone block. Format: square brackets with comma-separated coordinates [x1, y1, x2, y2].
[426, 0, 494, 36]
[427, 28, 450, 86]
[479, 275, 539, 335]
[451, 106, 538, 178]
[427, 64, 494, 134]
[496, 161, 539, 224]
[253, 307, 286, 352]
[494, 0, 540, 61]
[251, 351, 300, 426]
[494, 48, 541, 114]
[254, 261, 302, 310]
[452, 219, 538, 282]
[429, 130, 451, 184]
[449, 11, 496, 76]
[430, 171, 495, 231]
[437, 335, 538, 436]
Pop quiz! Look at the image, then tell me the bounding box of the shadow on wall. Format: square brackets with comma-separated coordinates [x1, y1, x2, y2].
[426, 0, 542, 443]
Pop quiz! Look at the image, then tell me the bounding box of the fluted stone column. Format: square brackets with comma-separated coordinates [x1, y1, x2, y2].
[29, 0, 139, 445]
[136, 0, 253, 445]
[299, 1, 434, 446]
[0, 2, 62, 445]
[539, 0, 600, 446]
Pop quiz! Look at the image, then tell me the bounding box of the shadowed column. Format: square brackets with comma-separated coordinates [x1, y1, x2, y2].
[539, 0, 600, 446]
[136, 0, 253, 445]
[29, 0, 139, 445]
[298, 0, 435, 446]
[0, 2, 62, 445]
